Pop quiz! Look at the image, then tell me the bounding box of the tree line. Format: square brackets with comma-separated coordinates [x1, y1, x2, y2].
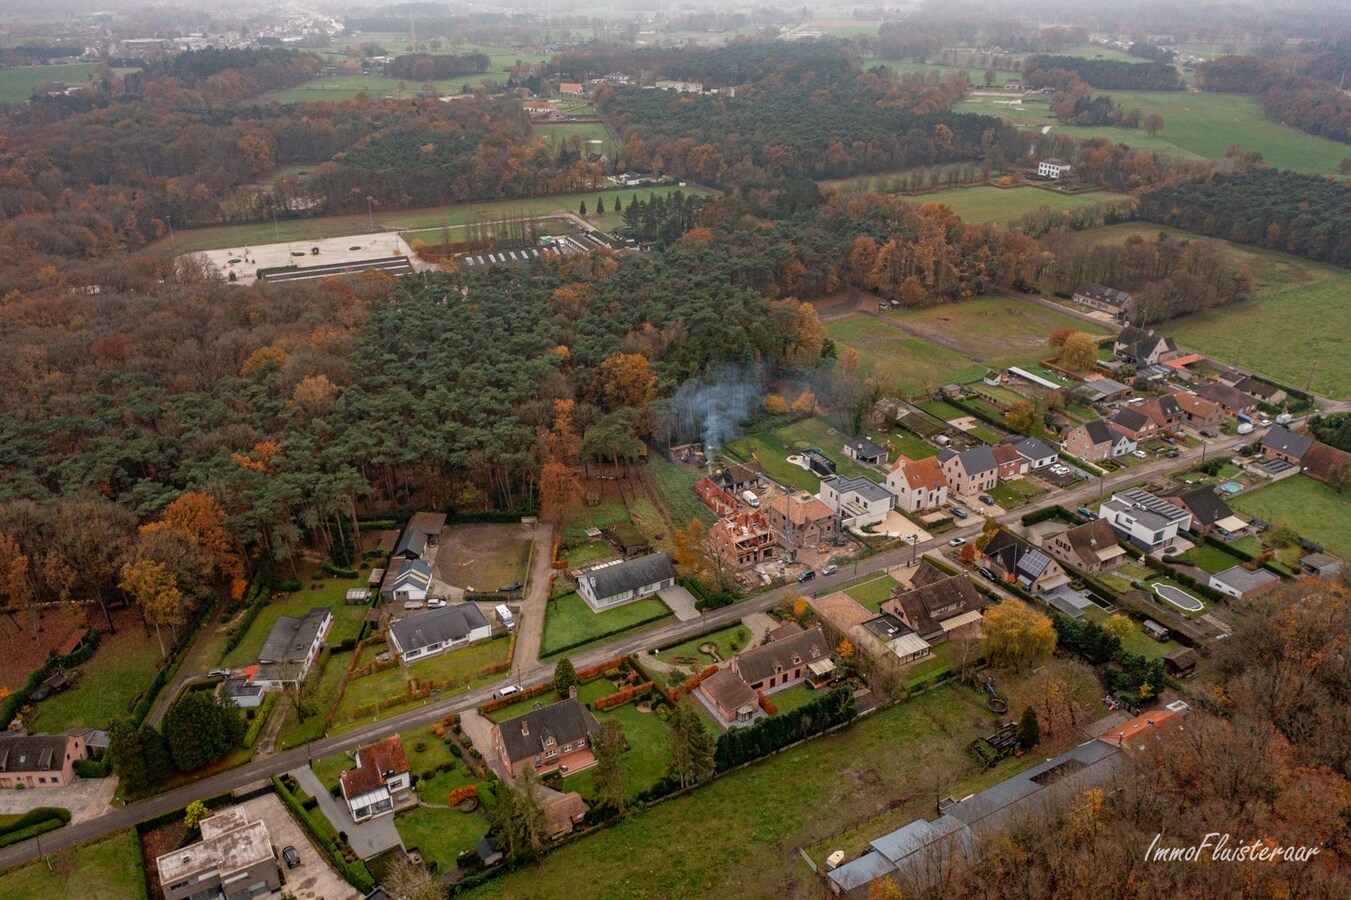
[385, 52, 492, 81]
[1026, 55, 1183, 91]
[1197, 54, 1351, 145]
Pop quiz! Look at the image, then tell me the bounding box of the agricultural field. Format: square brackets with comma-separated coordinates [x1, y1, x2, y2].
[0, 63, 92, 103]
[267, 46, 550, 103]
[824, 317, 984, 396]
[1, 829, 146, 900]
[1232, 475, 1351, 559]
[906, 185, 1129, 224]
[1071, 223, 1351, 398]
[878, 60, 1017, 86]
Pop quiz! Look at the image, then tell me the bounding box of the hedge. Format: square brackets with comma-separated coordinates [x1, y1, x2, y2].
[243, 693, 278, 749]
[576, 656, 628, 681]
[0, 628, 100, 730]
[1058, 450, 1104, 477]
[680, 576, 740, 611]
[446, 509, 536, 523]
[272, 775, 375, 894]
[478, 681, 552, 715]
[224, 587, 273, 655]
[714, 687, 856, 771]
[0, 817, 67, 849]
[321, 561, 359, 579]
[0, 807, 70, 839]
[1021, 505, 1086, 527]
[594, 682, 652, 711]
[682, 664, 720, 695]
[73, 758, 111, 778]
[540, 606, 672, 658]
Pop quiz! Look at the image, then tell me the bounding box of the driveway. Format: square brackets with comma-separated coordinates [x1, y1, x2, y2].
[289, 766, 402, 860]
[458, 709, 510, 780]
[233, 793, 360, 900]
[512, 521, 555, 669]
[868, 511, 931, 543]
[0, 775, 116, 823]
[657, 585, 700, 622]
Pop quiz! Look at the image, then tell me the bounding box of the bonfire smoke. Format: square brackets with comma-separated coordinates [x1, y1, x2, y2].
[672, 365, 763, 452]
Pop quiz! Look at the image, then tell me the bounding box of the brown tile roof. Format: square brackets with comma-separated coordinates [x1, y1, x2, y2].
[769, 621, 804, 641]
[732, 627, 831, 684]
[1056, 518, 1123, 566]
[766, 492, 835, 525]
[883, 574, 984, 637]
[910, 561, 951, 589]
[991, 443, 1022, 467]
[1170, 391, 1220, 419]
[699, 667, 758, 714]
[1302, 441, 1351, 485]
[890, 456, 947, 492]
[532, 785, 589, 835]
[340, 735, 410, 799]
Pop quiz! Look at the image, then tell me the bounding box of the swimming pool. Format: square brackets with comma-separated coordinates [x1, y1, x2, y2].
[1219, 481, 1243, 494]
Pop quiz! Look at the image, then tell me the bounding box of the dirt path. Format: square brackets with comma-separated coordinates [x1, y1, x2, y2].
[513, 521, 556, 671]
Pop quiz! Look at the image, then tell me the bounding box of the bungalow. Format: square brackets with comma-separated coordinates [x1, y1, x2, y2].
[766, 492, 837, 556]
[1080, 376, 1133, 404]
[1260, 426, 1314, 465]
[1194, 381, 1259, 416]
[716, 459, 764, 495]
[1302, 441, 1351, 488]
[1159, 486, 1248, 536]
[842, 437, 889, 466]
[818, 476, 895, 529]
[982, 529, 1070, 594]
[1098, 488, 1192, 554]
[1072, 282, 1131, 319]
[1171, 390, 1224, 429]
[559, 82, 584, 95]
[1225, 374, 1287, 406]
[387, 602, 492, 664]
[0, 732, 87, 788]
[937, 447, 998, 497]
[729, 626, 833, 693]
[694, 477, 737, 517]
[381, 558, 433, 603]
[1208, 566, 1280, 600]
[392, 511, 446, 560]
[340, 735, 412, 823]
[885, 456, 949, 512]
[698, 667, 760, 725]
[1063, 419, 1135, 461]
[576, 552, 676, 611]
[1004, 436, 1058, 470]
[253, 607, 332, 690]
[708, 511, 777, 568]
[880, 570, 985, 643]
[990, 443, 1029, 480]
[1138, 394, 1182, 431]
[1113, 326, 1180, 367]
[1037, 158, 1071, 179]
[1109, 407, 1156, 443]
[1045, 518, 1128, 573]
[492, 697, 600, 779]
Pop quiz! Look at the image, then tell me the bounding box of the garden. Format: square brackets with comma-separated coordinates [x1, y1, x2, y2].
[1232, 475, 1351, 559]
[655, 623, 752, 670]
[540, 592, 672, 660]
[844, 573, 902, 614]
[988, 479, 1047, 510]
[722, 416, 888, 493]
[26, 615, 161, 734]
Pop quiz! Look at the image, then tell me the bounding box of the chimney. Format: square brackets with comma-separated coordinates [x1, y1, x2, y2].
[568, 684, 578, 700]
[521, 721, 529, 736]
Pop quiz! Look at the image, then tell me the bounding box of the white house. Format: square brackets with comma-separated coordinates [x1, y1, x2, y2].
[1005, 436, 1058, 470]
[576, 553, 676, 611]
[252, 607, 332, 691]
[340, 735, 412, 822]
[818, 475, 895, 528]
[654, 79, 704, 93]
[1038, 158, 1071, 179]
[886, 456, 949, 513]
[387, 603, 493, 664]
[381, 558, 433, 602]
[1098, 489, 1192, 555]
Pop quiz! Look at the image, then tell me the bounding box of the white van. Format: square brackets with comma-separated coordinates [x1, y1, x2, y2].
[497, 684, 522, 697]
[1236, 422, 1254, 435]
[496, 604, 516, 631]
[742, 490, 760, 508]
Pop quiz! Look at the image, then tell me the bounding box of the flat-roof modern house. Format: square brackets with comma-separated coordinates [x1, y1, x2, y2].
[575, 552, 676, 611]
[1098, 489, 1192, 554]
[492, 697, 601, 779]
[340, 735, 412, 823]
[253, 607, 332, 691]
[387, 602, 492, 664]
[819, 476, 895, 529]
[842, 437, 889, 466]
[156, 808, 280, 900]
[0, 732, 87, 789]
[1208, 566, 1280, 600]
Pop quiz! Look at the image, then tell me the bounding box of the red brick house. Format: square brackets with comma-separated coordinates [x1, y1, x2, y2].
[1138, 395, 1182, 431]
[1171, 391, 1224, 429]
[695, 477, 736, 517]
[991, 443, 1029, 480]
[698, 668, 759, 725]
[766, 492, 837, 554]
[1064, 420, 1135, 461]
[1259, 426, 1314, 466]
[1108, 407, 1157, 442]
[492, 697, 600, 778]
[1045, 518, 1128, 573]
[709, 511, 777, 568]
[729, 627, 832, 692]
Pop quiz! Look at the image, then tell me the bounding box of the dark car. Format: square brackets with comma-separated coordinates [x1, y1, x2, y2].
[1166, 450, 1181, 458]
[1160, 435, 1175, 444]
[1199, 429, 1216, 438]
[978, 494, 995, 506]
[282, 846, 300, 869]
[949, 507, 969, 519]
[498, 582, 523, 593]
[796, 570, 816, 583]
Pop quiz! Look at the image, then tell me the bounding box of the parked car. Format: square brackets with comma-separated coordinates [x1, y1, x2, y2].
[1259, 418, 1272, 427]
[978, 494, 995, 505]
[949, 537, 967, 547]
[949, 507, 969, 519]
[1166, 450, 1181, 458]
[821, 564, 839, 576]
[1199, 429, 1216, 438]
[1160, 434, 1175, 444]
[208, 667, 230, 678]
[498, 582, 523, 593]
[796, 569, 816, 583]
[282, 846, 301, 869]
[978, 566, 995, 579]
[497, 684, 523, 697]
[1131, 449, 1148, 459]
[1076, 506, 1097, 519]
[426, 598, 447, 609]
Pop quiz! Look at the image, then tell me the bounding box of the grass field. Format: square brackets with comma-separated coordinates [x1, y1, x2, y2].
[28, 625, 161, 733]
[1073, 223, 1351, 398]
[655, 623, 750, 668]
[461, 684, 1009, 900]
[825, 317, 983, 396]
[988, 479, 1046, 509]
[844, 574, 901, 613]
[723, 416, 886, 493]
[647, 455, 716, 527]
[267, 47, 550, 103]
[535, 119, 619, 158]
[1081, 606, 1181, 660]
[276, 649, 351, 750]
[0, 829, 146, 899]
[896, 185, 1128, 224]
[886, 296, 1112, 370]
[0, 63, 92, 103]
[540, 593, 672, 659]
[1177, 544, 1248, 575]
[161, 185, 714, 255]
[333, 636, 512, 726]
[878, 59, 1017, 86]
[1232, 475, 1351, 559]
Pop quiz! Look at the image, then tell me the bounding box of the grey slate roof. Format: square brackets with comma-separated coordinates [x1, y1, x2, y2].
[1159, 486, 1233, 528]
[0, 733, 73, 773]
[496, 698, 600, 765]
[941, 446, 996, 476]
[845, 437, 888, 459]
[259, 607, 331, 664]
[1111, 408, 1150, 432]
[831, 475, 895, 503]
[1075, 282, 1130, 307]
[1211, 566, 1279, 594]
[1260, 426, 1314, 460]
[732, 627, 831, 685]
[393, 511, 446, 558]
[1083, 419, 1114, 445]
[1008, 436, 1056, 461]
[388, 603, 489, 654]
[579, 553, 674, 603]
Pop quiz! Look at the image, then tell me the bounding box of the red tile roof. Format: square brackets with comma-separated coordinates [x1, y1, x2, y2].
[340, 734, 410, 799]
[890, 456, 947, 492]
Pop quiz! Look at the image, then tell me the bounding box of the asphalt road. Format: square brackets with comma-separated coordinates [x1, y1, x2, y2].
[0, 422, 1258, 873]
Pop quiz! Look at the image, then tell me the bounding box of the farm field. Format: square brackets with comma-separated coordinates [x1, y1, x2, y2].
[905, 185, 1128, 224]
[1232, 475, 1351, 559]
[888, 296, 1110, 370]
[1, 829, 146, 900]
[825, 317, 984, 396]
[159, 184, 713, 254]
[460, 684, 1015, 900]
[1071, 223, 1351, 398]
[877, 59, 1017, 86]
[267, 47, 550, 103]
[0, 63, 92, 103]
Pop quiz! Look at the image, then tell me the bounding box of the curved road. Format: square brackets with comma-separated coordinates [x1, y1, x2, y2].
[0, 421, 1260, 872]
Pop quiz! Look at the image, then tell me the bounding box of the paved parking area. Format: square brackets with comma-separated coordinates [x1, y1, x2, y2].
[657, 585, 700, 622]
[289, 766, 402, 860]
[233, 793, 361, 900]
[0, 774, 116, 822]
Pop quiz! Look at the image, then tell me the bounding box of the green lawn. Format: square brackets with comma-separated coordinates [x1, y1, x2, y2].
[903, 185, 1129, 224]
[655, 623, 751, 669]
[562, 541, 618, 568]
[535, 120, 619, 158]
[28, 625, 161, 733]
[968, 425, 1005, 444]
[766, 683, 821, 714]
[1081, 606, 1180, 660]
[723, 416, 886, 492]
[563, 697, 676, 801]
[878, 59, 1018, 86]
[905, 641, 953, 688]
[1233, 475, 1351, 559]
[844, 574, 901, 614]
[0, 828, 146, 899]
[275, 648, 351, 750]
[647, 455, 716, 527]
[988, 479, 1046, 509]
[395, 805, 488, 872]
[1177, 544, 1248, 575]
[561, 500, 630, 545]
[825, 316, 981, 396]
[540, 593, 672, 660]
[876, 429, 937, 460]
[334, 637, 511, 726]
[917, 400, 968, 420]
[0, 63, 92, 103]
[461, 685, 1004, 900]
[485, 677, 616, 724]
[220, 581, 369, 669]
